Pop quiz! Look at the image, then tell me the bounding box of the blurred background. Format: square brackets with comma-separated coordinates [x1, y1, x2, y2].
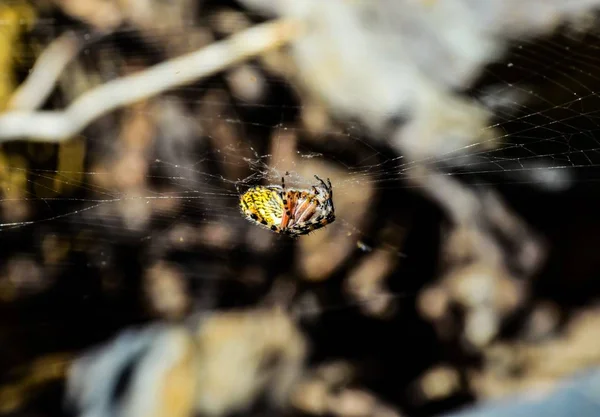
[3, 1, 600, 417]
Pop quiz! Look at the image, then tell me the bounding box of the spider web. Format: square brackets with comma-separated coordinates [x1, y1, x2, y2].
[2, 12, 600, 322]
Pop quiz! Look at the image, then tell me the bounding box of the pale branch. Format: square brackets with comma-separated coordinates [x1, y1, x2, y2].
[0, 18, 302, 143]
[7, 31, 82, 111]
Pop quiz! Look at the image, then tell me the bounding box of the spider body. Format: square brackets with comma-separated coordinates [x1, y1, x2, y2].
[239, 175, 335, 237]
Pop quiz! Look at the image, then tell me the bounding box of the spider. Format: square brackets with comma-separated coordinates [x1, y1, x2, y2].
[239, 175, 336, 237]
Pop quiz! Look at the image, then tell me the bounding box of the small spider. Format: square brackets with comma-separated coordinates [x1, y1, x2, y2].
[239, 175, 335, 237]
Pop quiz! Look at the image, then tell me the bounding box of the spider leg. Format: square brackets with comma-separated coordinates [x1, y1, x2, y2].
[281, 191, 297, 229]
[280, 177, 288, 205]
[293, 194, 319, 224]
[289, 213, 335, 236]
[314, 175, 325, 187]
[314, 175, 333, 203]
[313, 175, 329, 189]
[325, 178, 334, 212]
[279, 177, 293, 229]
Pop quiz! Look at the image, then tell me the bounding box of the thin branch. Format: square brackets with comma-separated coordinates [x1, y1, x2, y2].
[7, 31, 82, 111]
[0, 18, 303, 143]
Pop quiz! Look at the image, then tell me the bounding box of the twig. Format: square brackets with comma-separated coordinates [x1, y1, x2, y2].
[7, 31, 81, 111]
[0, 18, 303, 143]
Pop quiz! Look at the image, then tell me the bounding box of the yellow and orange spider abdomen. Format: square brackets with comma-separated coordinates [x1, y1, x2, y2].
[239, 186, 285, 232]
